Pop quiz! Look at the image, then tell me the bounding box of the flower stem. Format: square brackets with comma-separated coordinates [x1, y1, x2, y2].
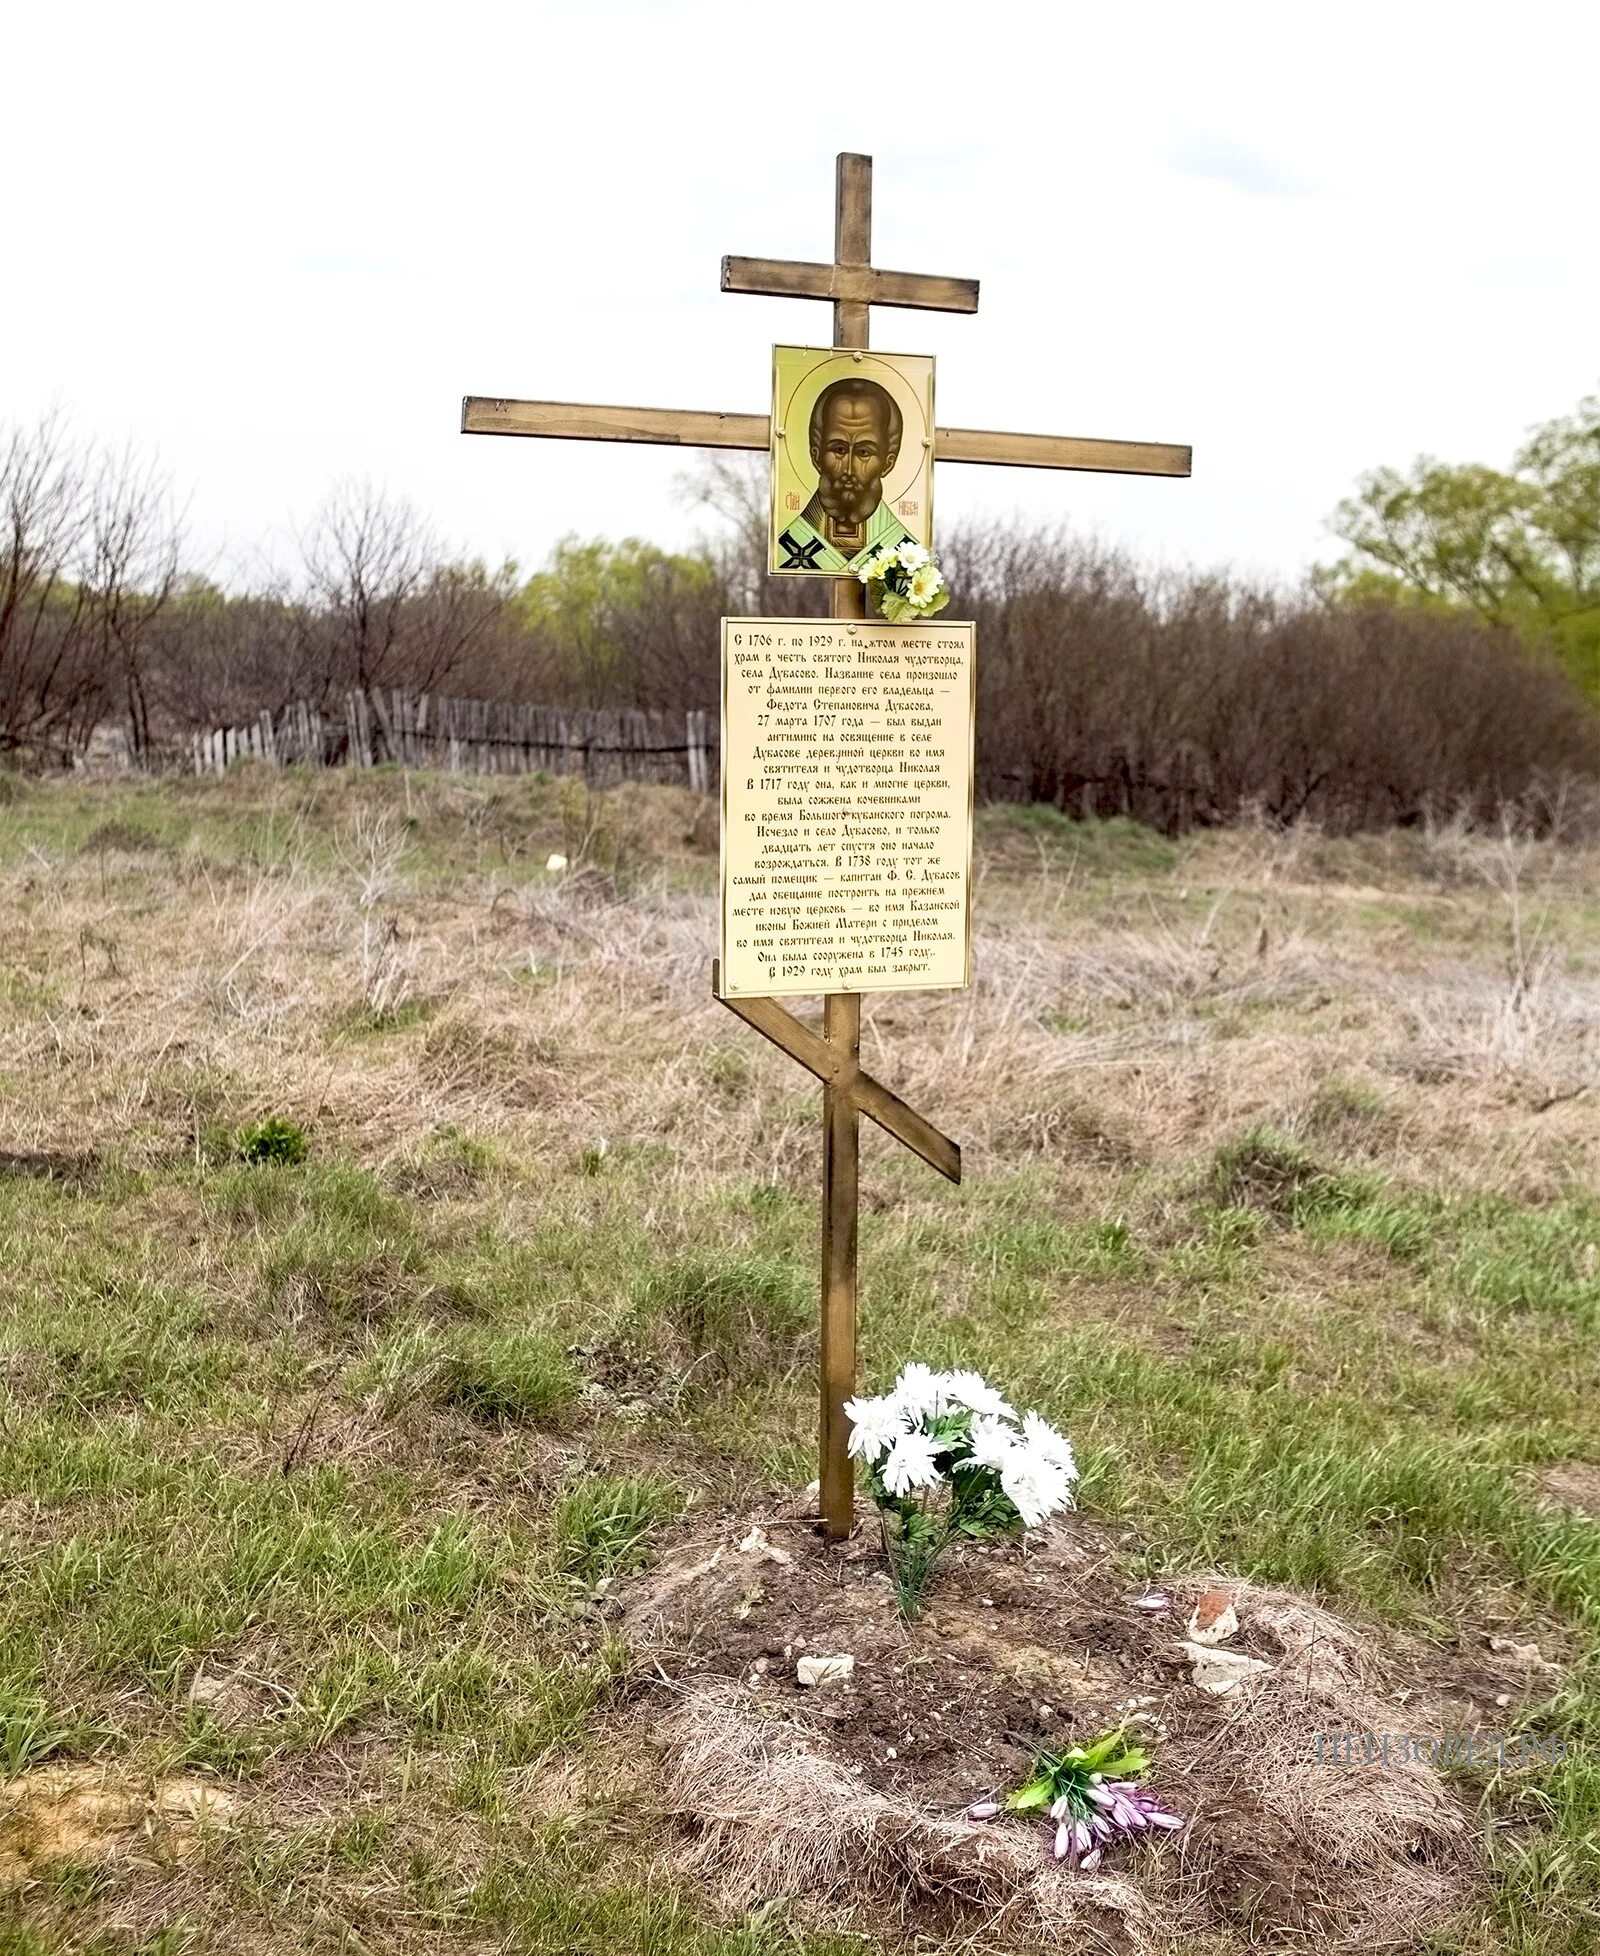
[886, 1511, 954, 1619]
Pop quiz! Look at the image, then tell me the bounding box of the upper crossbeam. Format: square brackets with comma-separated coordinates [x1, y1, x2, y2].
[721, 149, 977, 329]
[720, 256, 979, 316]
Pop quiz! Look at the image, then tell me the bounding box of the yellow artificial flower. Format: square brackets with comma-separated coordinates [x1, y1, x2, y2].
[908, 563, 944, 607]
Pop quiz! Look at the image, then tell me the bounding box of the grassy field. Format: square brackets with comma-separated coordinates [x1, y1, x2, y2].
[1, 764, 1598, 1954]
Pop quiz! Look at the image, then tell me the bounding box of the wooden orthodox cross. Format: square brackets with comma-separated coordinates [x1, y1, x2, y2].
[462, 153, 1189, 1541]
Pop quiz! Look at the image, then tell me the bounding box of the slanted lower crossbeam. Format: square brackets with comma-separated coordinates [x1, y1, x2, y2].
[712, 963, 961, 1184]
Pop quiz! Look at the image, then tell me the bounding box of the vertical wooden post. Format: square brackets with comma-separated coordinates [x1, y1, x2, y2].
[833, 152, 872, 348]
[820, 574, 865, 1542]
[818, 150, 873, 1541]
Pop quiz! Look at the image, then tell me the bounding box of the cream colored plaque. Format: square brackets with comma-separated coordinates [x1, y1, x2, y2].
[719, 618, 974, 999]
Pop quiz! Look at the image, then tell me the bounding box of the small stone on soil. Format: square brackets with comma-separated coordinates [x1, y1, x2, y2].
[796, 1654, 855, 1688]
[1486, 1635, 1556, 1671]
[738, 1525, 794, 1567]
[1177, 1640, 1271, 1696]
[1187, 1588, 1240, 1645]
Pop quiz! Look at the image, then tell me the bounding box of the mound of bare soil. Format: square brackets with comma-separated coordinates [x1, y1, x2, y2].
[604, 1507, 1489, 1953]
[0, 1765, 236, 1885]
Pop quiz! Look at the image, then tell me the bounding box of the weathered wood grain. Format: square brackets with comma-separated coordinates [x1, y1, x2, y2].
[850, 1072, 961, 1184]
[710, 976, 840, 1083]
[194, 694, 718, 788]
[461, 397, 768, 449]
[832, 150, 873, 348]
[464, 397, 1189, 478]
[935, 425, 1192, 478]
[821, 990, 862, 1539]
[721, 255, 979, 314]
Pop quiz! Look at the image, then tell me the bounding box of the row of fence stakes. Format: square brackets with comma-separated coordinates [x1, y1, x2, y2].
[191, 692, 716, 791]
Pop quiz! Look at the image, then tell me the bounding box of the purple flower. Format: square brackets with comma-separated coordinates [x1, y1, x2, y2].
[972, 1742, 1184, 1875]
[1117, 1785, 1185, 1833]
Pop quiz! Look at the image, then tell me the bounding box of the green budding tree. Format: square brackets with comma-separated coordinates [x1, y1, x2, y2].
[1323, 390, 1600, 702]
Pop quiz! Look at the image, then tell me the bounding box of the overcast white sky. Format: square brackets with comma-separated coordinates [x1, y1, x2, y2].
[6, 0, 1597, 589]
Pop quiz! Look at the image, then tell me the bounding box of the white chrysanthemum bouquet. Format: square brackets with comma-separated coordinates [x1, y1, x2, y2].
[857, 540, 950, 621]
[845, 1364, 1077, 1616]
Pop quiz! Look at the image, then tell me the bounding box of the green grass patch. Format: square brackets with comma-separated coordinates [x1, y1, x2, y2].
[233, 1116, 309, 1166]
[971, 1212, 1144, 1282]
[555, 1475, 682, 1583]
[627, 1250, 811, 1373]
[7, 776, 1600, 1953]
[1207, 1126, 1325, 1214]
[983, 803, 1180, 874]
[432, 1327, 578, 1425]
[328, 996, 439, 1039]
[462, 1838, 861, 1954]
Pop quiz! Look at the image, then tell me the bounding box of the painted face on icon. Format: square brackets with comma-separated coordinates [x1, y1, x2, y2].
[810, 381, 901, 525]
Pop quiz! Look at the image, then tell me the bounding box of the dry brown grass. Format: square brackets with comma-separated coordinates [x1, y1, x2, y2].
[659, 1683, 1156, 1952]
[6, 772, 1600, 1201]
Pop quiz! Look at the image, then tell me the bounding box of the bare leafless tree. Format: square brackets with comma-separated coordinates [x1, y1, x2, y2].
[679, 454, 828, 622]
[8, 424, 1593, 833]
[285, 481, 517, 705]
[407, 557, 522, 697]
[297, 480, 434, 696]
[953, 521, 1599, 833]
[0, 415, 183, 762]
[146, 578, 309, 729]
[83, 444, 183, 758]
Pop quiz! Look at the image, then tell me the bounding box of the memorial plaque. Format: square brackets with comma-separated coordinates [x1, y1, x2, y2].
[719, 617, 974, 999]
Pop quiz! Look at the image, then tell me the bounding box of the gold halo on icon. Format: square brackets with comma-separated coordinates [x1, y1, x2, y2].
[777, 349, 932, 512]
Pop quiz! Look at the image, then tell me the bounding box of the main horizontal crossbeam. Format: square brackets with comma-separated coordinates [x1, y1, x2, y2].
[464, 398, 767, 451]
[461, 396, 1191, 479]
[721, 254, 979, 315]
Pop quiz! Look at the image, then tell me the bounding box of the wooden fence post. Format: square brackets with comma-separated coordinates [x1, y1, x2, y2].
[186, 692, 720, 787]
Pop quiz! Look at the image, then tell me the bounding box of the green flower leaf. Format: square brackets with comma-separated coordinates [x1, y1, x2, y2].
[1005, 1776, 1056, 1813]
[1098, 1744, 1151, 1780]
